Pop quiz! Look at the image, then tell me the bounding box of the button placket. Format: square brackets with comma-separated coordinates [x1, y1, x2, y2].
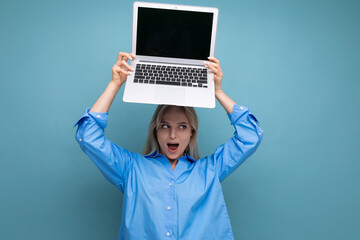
[164, 177, 176, 238]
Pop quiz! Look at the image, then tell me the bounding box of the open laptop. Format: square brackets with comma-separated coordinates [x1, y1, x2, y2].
[123, 1, 219, 108]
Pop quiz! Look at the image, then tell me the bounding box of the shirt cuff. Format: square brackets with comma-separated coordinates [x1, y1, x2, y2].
[227, 104, 259, 125]
[73, 108, 109, 129]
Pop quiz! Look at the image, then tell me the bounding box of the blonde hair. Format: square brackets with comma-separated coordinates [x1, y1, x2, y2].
[143, 105, 200, 160]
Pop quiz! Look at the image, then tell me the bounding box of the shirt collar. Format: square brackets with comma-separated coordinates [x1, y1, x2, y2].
[144, 150, 196, 162]
[144, 150, 159, 158]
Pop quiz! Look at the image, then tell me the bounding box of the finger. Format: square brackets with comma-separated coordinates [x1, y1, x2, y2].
[205, 62, 218, 74]
[118, 52, 133, 59]
[213, 73, 223, 81]
[121, 60, 134, 71]
[121, 52, 134, 61]
[204, 61, 219, 69]
[119, 68, 131, 76]
[116, 52, 134, 65]
[115, 54, 124, 66]
[113, 66, 130, 76]
[208, 56, 220, 64]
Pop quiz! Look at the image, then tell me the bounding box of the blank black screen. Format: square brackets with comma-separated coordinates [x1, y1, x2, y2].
[136, 7, 213, 60]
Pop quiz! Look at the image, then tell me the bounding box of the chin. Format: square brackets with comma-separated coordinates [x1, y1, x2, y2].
[166, 153, 181, 161]
[165, 150, 185, 161]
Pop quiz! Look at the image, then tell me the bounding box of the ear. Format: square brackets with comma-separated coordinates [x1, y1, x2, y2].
[191, 128, 195, 138]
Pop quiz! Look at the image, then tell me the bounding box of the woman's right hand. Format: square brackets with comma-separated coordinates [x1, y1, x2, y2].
[111, 52, 136, 87]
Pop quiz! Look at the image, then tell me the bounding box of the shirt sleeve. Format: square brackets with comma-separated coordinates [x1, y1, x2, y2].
[206, 104, 264, 182]
[74, 108, 133, 193]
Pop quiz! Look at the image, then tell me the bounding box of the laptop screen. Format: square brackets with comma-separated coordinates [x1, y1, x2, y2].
[136, 7, 214, 60]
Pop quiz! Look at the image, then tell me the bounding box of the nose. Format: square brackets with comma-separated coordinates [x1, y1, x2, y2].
[169, 128, 176, 139]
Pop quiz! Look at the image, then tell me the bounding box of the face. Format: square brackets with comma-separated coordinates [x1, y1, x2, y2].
[156, 106, 192, 162]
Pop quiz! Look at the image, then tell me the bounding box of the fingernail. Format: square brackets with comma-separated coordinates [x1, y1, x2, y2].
[129, 57, 133, 60]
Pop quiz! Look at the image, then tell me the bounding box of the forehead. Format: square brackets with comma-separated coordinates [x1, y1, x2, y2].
[162, 106, 189, 123]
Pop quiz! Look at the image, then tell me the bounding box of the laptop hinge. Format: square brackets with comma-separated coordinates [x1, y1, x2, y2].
[139, 60, 205, 67]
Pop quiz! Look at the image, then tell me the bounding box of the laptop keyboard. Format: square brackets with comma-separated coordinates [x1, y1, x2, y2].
[133, 64, 208, 88]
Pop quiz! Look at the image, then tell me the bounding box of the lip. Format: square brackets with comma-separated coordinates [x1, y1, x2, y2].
[168, 147, 177, 153]
[167, 143, 179, 153]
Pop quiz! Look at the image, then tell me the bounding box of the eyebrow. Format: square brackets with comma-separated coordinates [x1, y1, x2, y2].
[160, 121, 189, 125]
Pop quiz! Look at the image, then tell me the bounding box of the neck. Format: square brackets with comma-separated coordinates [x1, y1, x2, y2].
[169, 159, 179, 171]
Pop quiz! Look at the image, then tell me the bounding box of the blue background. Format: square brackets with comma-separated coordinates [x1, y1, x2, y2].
[1, 0, 359, 239]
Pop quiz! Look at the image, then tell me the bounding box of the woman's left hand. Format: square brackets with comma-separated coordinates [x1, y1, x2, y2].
[204, 57, 223, 93]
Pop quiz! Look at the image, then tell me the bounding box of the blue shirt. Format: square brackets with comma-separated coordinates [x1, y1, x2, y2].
[74, 105, 263, 240]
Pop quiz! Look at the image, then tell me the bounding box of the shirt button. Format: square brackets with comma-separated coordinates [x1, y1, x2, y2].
[96, 114, 101, 118]
[166, 232, 170, 236]
[169, 182, 172, 186]
[259, 132, 262, 135]
[79, 138, 82, 142]
[167, 206, 171, 210]
[240, 106, 244, 110]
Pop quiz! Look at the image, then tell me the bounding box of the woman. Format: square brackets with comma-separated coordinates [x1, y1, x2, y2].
[74, 52, 263, 239]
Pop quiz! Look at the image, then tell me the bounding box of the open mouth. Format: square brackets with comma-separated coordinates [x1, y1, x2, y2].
[167, 143, 179, 153]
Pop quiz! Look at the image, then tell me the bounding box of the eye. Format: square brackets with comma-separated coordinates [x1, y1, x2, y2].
[160, 124, 169, 129]
[179, 125, 187, 129]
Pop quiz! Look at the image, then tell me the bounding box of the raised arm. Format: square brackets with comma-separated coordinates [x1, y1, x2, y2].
[204, 57, 263, 182]
[90, 52, 135, 113]
[74, 52, 136, 192]
[204, 57, 235, 113]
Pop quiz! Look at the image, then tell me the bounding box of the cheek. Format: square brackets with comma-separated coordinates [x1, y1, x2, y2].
[182, 131, 192, 144]
[156, 131, 166, 144]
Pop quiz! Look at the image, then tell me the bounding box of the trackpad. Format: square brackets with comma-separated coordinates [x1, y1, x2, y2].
[155, 87, 185, 105]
